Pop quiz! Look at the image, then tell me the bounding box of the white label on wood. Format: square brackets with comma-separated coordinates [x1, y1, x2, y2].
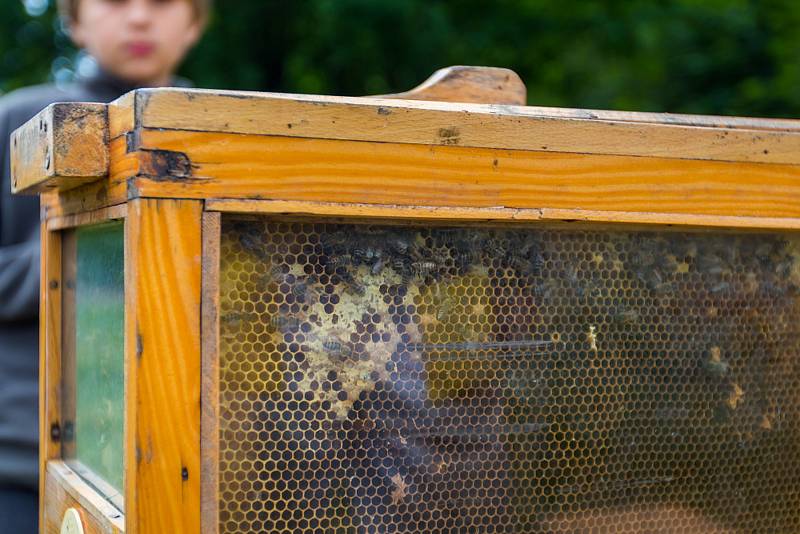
[60, 508, 85, 534]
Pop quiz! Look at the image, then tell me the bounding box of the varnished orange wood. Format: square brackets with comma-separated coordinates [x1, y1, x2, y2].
[47, 203, 127, 231]
[125, 199, 202, 534]
[43, 136, 134, 219]
[135, 88, 800, 164]
[204, 198, 800, 230]
[376, 65, 527, 105]
[40, 225, 62, 530]
[130, 129, 800, 222]
[11, 103, 108, 194]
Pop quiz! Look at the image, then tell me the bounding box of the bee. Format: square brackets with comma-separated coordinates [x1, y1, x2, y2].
[349, 280, 367, 296]
[453, 249, 476, 274]
[436, 295, 456, 321]
[371, 257, 387, 275]
[702, 346, 729, 378]
[587, 325, 598, 352]
[630, 244, 658, 268]
[636, 266, 671, 293]
[434, 460, 448, 474]
[270, 264, 289, 280]
[507, 254, 530, 275]
[323, 339, 355, 361]
[759, 413, 773, 430]
[321, 232, 349, 254]
[220, 309, 254, 328]
[773, 258, 794, 279]
[710, 281, 730, 294]
[696, 252, 726, 276]
[339, 271, 366, 296]
[390, 474, 409, 505]
[528, 246, 545, 276]
[726, 382, 745, 410]
[483, 237, 508, 258]
[238, 230, 268, 261]
[392, 258, 410, 272]
[753, 242, 774, 263]
[326, 254, 352, 269]
[412, 261, 438, 279]
[612, 307, 639, 325]
[515, 240, 545, 274]
[352, 246, 382, 265]
[291, 276, 320, 303]
[532, 279, 556, 300]
[387, 236, 411, 256]
[270, 315, 302, 331]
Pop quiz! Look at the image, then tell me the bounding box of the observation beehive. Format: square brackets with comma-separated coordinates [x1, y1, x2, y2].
[12, 66, 800, 534]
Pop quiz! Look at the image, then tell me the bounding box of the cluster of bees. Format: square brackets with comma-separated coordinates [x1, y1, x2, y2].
[625, 232, 800, 297]
[234, 224, 800, 431]
[317, 225, 546, 290]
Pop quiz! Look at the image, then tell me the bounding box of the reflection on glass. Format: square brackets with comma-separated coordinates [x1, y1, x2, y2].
[62, 222, 124, 496]
[217, 218, 800, 533]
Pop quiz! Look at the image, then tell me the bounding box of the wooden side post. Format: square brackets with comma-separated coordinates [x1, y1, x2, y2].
[39, 220, 62, 530]
[125, 199, 203, 534]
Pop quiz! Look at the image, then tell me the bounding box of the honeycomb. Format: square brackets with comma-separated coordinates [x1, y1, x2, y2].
[218, 217, 800, 533]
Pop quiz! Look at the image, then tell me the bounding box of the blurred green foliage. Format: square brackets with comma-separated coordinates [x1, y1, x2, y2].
[2, 0, 800, 117]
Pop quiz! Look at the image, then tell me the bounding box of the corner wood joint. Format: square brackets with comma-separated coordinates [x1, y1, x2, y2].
[10, 102, 109, 195]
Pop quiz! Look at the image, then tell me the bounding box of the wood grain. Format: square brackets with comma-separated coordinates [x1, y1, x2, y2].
[40, 225, 63, 529]
[134, 88, 800, 164]
[43, 461, 124, 534]
[125, 199, 202, 534]
[44, 136, 132, 219]
[109, 92, 136, 140]
[11, 103, 109, 194]
[200, 212, 220, 534]
[128, 129, 800, 222]
[375, 65, 527, 105]
[204, 198, 800, 230]
[48, 203, 127, 231]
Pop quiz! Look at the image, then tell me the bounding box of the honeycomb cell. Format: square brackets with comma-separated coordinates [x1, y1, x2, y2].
[219, 218, 800, 533]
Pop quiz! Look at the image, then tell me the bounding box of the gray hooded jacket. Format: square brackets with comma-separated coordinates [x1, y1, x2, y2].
[0, 69, 188, 490]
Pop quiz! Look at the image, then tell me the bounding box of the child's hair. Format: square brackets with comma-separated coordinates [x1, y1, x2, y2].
[57, 0, 212, 24]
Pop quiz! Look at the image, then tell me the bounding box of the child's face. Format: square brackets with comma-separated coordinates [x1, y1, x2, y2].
[70, 0, 202, 86]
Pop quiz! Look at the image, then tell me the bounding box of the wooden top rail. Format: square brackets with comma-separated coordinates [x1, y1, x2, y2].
[10, 65, 800, 231]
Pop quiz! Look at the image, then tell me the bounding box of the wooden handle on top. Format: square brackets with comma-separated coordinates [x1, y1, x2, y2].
[375, 65, 527, 106]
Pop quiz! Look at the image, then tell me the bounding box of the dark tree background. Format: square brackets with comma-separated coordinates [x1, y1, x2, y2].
[2, 0, 800, 118]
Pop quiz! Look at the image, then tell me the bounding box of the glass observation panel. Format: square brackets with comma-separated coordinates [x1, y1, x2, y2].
[62, 221, 125, 499]
[218, 216, 800, 533]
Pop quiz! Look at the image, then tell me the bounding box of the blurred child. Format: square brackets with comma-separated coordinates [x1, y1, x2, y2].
[0, 1, 209, 531]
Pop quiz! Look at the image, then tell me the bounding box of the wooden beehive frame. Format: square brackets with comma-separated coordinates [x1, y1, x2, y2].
[12, 66, 800, 533]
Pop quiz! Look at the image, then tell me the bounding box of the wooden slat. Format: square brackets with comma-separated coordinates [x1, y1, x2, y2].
[59, 231, 76, 463]
[204, 198, 800, 231]
[109, 92, 136, 140]
[133, 88, 800, 164]
[11, 103, 109, 194]
[43, 461, 124, 534]
[127, 129, 800, 223]
[40, 225, 63, 529]
[48, 203, 127, 231]
[124, 199, 202, 534]
[200, 212, 220, 534]
[375, 65, 526, 105]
